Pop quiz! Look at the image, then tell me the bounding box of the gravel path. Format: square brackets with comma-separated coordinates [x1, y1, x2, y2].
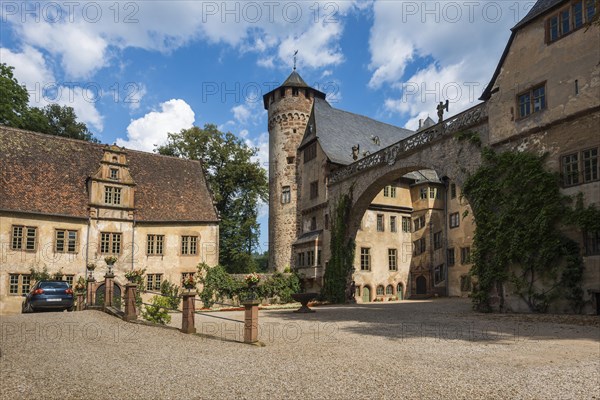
[1, 298, 598, 399]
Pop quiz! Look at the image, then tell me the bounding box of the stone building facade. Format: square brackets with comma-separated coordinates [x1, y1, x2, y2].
[265, 0, 598, 309]
[0, 127, 219, 314]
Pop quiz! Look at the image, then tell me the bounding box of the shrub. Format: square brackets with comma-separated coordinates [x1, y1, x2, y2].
[142, 296, 172, 325]
[160, 280, 181, 310]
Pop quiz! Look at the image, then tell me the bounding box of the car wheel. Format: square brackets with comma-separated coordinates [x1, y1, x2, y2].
[22, 302, 34, 313]
[67, 306, 74, 312]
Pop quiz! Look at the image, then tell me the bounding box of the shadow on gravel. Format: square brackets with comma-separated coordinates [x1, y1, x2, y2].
[267, 298, 600, 344]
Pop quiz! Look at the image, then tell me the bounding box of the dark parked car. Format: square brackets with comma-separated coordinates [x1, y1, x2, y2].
[22, 281, 74, 313]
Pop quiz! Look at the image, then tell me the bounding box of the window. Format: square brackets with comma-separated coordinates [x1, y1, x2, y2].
[310, 217, 317, 231]
[390, 216, 397, 233]
[388, 249, 397, 271]
[325, 214, 329, 230]
[181, 236, 198, 255]
[390, 186, 397, 198]
[9, 274, 31, 295]
[55, 229, 78, 253]
[317, 249, 322, 265]
[147, 274, 163, 291]
[64, 275, 74, 286]
[282, 186, 291, 204]
[414, 238, 426, 255]
[279, 88, 285, 98]
[433, 231, 443, 250]
[292, 87, 299, 96]
[450, 183, 457, 199]
[383, 186, 389, 197]
[584, 231, 599, 256]
[447, 248, 455, 266]
[583, 148, 599, 182]
[11, 226, 37, 251]
[297, 252, 305, 267]
[430, 187, 436, 199]
[100, 232, 122, 254]
[434, 264, 444, 285]
[386, 285, 394, 295]
[287, 156, 295, 165]
[461, 247, 471, 264]
[419, 187, 427, 199]
[547, 0, 596, 43]
[304, 142, 317, 163]
[449, 213, 460, 229]
[310, 181, 319, 199]
[307, 250, 315, 266]
[147, 234, 164, 255]
[104, 186, 122, 205]
[402, 217, 411, 233]
[376, 285, 384, 296]
[562, 153, 579, 186]
[414, 215, 426, 231]
[518, 85, 546, 118]
[377, 214, 384, 232]
[562, 148, 599, 186]
[360, 248, 371, 271]
[110, 168, 119, 180]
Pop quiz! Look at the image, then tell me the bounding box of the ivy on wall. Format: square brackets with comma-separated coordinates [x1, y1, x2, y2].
[321, 190, 356, 303]
[463, 148, 596, 313]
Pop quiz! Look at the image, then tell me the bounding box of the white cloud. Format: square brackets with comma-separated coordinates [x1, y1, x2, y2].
[232, 104, 252, 124]
[0, 46, 53, 87]
[368, 1, 517, 121]
[125, 83, 147, 111]
[116, 99, 195, 152]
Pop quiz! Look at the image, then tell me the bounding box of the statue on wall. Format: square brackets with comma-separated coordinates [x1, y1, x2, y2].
[437, 100, 449, 123]
[352, 144, 360, 160]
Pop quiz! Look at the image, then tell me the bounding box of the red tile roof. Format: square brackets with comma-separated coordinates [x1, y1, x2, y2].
[0, 126, 219, 222]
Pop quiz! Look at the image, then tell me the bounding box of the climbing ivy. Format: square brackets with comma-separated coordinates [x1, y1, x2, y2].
[321, 190, 356, 303]
[463, 148, 592, 313]
[454, 130, 481, 147]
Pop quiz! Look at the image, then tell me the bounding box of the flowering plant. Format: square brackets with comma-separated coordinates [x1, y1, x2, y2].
[86, 262, 96, 271]
[74, 276, 87, 292]
[182, 275, 196, 288]
[244, 272, 260, 285]
[125, 268, 146, 280]
[104, 255, 118, 264]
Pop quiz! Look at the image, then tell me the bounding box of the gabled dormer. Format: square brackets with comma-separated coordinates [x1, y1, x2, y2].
[88, 145, 136, 220]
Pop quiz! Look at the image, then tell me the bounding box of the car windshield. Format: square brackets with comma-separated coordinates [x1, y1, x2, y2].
[39, 281, 70, 289]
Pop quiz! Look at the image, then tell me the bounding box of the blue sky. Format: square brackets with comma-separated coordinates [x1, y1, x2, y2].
[0, 1, 534, 251]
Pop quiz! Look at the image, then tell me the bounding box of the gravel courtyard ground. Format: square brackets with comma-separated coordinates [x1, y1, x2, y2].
[1, 298, 598, 399]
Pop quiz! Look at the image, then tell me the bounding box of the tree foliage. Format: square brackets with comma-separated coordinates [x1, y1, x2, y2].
[463, 149, 587, 313]
[0, 63, 97, 142]
[157, 125, 268, 273]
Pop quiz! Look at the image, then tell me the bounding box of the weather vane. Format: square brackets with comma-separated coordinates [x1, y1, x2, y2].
[293, 50, 298, 70]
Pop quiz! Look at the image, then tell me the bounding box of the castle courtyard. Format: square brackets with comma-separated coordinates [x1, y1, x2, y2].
[1, 299, 598, 399]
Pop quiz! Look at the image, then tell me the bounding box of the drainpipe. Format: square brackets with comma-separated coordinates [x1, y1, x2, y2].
[85, 215, 91, 275]
[131, 214, 135, 272]
[442, 177, 450, 297]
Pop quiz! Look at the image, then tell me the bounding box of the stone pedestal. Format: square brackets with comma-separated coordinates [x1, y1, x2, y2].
[242, 299, 260, 343]
[181, 292, 196, 334]
[76, 292, 85, 311]
[123, 283, 138, 321]
[103, 273, 114, 310]
[86, 277, 96, 307]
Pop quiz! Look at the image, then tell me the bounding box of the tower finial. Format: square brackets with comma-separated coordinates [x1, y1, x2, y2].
[293, 50, 298, 71]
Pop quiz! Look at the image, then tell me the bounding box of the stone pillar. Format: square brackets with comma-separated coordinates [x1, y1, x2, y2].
[104, 274, 114, 310]
[86, 277, 96, 307]
[181, 292, 196, 334]
[242, 299, 260, 343]
[123, 283, 137, 321]
[76, 292, 85, 311]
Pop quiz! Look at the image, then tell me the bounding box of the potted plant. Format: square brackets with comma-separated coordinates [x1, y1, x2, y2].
[74, 276, 87, 293]
[182, 275, 196, 290]
[87, 262, 96, 271]
[125, 268, 146, 283]
[244, 272, 260, 288]
[104, 255, 118, 265]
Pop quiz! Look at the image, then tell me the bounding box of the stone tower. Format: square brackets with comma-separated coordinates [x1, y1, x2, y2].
[262, 71, 325, 271]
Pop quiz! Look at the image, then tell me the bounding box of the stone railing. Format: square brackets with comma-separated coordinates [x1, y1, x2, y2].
[329, 102, 488, 184]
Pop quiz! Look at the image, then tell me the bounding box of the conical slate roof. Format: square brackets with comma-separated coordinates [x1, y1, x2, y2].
[282, 70, 309, 88]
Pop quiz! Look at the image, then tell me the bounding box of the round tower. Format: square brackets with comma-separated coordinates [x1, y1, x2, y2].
[262, 70, 325, 271]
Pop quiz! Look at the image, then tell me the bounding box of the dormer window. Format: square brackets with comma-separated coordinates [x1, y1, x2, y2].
[112, 156, 118, 162]
[110, 168, 119, 180]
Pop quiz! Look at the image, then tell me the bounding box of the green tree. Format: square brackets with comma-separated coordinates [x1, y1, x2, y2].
[0, 63, 98, 142]
[157, 125, 268, 273]
[0, 63, 29, 128]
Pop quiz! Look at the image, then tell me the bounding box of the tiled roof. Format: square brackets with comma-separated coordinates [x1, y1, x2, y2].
[0, 126, 219, 222]
[512, 0, 565, 30]
[308, 98, 414, 165]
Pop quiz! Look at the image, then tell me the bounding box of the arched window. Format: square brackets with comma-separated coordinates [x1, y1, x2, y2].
[386, 285, 393, 295]
[376, 285, 384, 296]
[397, 283, 404, 300]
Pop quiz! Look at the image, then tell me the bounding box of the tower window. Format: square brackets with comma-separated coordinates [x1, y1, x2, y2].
[282, 186, 291, 204]
[292, 87, 299, 96]
[280, 88, 286, 98]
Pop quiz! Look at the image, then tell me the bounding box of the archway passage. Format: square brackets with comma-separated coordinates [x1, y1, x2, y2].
[95, 283, 122, 308]
[416, 276, 427, 295]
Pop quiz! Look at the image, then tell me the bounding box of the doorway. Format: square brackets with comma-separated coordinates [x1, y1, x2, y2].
[416, 276, 427, 295]
[362, 286, 371, 303]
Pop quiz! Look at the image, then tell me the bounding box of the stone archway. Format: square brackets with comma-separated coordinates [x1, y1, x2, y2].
[416, 276, 427, 295]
